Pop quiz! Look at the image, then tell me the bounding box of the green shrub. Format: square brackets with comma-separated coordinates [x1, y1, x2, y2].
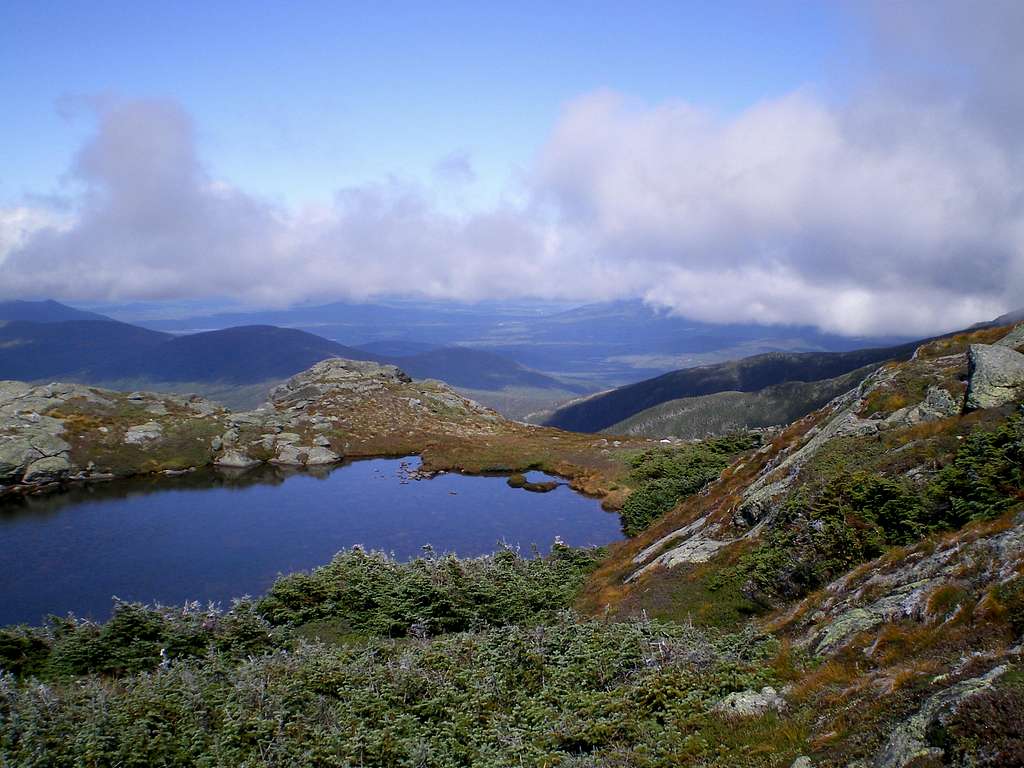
[995, 577, 1024, 638]
[257, 543, 605, 636]
[2, 602, 280, 680]
[927, 410, 1024, 526]
[0, 546, 605, 682]
[0, 628, 49, 677]
[737, 473, 918, 603]
[0, 617, 789, 768]
[621, 434, 760, 536]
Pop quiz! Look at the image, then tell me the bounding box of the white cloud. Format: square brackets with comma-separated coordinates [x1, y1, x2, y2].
[534, 89, 1020, 334]
[0, 207, 72, 267]
[1, 2, 1021, 335]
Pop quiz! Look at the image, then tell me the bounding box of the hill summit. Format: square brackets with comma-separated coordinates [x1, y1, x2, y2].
[0, 358, 643, 498]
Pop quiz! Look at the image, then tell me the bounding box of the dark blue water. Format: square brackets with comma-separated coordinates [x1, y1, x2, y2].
[0, 458, 622, 626]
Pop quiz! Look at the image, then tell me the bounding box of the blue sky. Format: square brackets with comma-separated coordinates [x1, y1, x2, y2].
[0, 1, 1020, 336]
[1, 1, 855, 207]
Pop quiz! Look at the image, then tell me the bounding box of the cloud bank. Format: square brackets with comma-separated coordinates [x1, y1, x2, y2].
[1, 2, 1021, 336]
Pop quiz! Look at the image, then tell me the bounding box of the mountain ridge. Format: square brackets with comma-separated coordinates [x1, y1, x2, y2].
[0, 317, 581, 409]
[545, 341, 922, 433]
[0, 299, 113, 324]
[604, 363, 880, 440]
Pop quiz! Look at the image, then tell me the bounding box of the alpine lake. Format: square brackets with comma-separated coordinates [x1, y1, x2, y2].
[0, 457, 622, 626]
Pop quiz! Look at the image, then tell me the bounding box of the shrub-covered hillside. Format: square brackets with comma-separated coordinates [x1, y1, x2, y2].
[576, 322, 1024, 765]
[0, 547, 809, 767]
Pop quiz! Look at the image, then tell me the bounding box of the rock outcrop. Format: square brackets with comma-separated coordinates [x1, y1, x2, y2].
[1, 357, 643, 497]
[872, 666, 1010, 768]
[965, 343, 1024, 410]
[0, 381, 227, 495]
[995, 321, 1024, 349]
[712, 686, 785, 717]
[786, 507, 1024, 656]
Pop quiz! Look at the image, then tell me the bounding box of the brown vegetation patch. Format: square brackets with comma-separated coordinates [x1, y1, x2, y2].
[916, 324, 1014, 359]
[858, 355, 967, 418]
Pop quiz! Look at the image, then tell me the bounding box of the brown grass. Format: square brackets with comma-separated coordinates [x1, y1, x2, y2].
[916, 324, 1014, 359]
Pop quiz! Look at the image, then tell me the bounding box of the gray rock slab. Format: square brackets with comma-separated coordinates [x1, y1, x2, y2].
[966, 344, 1024, 410]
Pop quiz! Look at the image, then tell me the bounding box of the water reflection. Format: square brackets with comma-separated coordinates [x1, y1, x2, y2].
[0, 457, 622, 626]
[1, 463, 337, 522]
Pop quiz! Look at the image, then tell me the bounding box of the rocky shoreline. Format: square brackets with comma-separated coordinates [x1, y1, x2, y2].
[0, 358, 645, 500]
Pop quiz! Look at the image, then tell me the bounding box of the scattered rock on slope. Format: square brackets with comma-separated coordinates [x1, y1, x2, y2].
[965, 343, 1024, 410]
[712, 686, 786, 717]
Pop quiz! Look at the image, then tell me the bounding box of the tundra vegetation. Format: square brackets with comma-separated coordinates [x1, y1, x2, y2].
[619, 433, 761, 536]
[2, 324, 1024, 766]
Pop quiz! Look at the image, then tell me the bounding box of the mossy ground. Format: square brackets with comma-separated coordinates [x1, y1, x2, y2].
[52, 394, 225, 474]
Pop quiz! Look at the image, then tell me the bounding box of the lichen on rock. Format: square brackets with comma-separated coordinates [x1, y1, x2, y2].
[712, 685, 785, 717]
[965, 343, 1024, 410]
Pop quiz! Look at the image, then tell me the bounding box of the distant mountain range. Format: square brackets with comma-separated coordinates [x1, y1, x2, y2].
[0, 301, 578, 410]
[4, 299, 1015, 423]
[83, 325, 387, 385]
[0, 299, 111, 324]
[355, 340, 439, 357]
[0, 320, 170, 381]
[103, 297, 912, 387]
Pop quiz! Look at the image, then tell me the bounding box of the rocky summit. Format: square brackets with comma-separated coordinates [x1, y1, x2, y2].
[0, 357, 644, 498]
[214, 358, 503, 471]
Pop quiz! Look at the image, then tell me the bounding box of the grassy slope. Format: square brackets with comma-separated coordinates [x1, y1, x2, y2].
[545, 341, 920, 433]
